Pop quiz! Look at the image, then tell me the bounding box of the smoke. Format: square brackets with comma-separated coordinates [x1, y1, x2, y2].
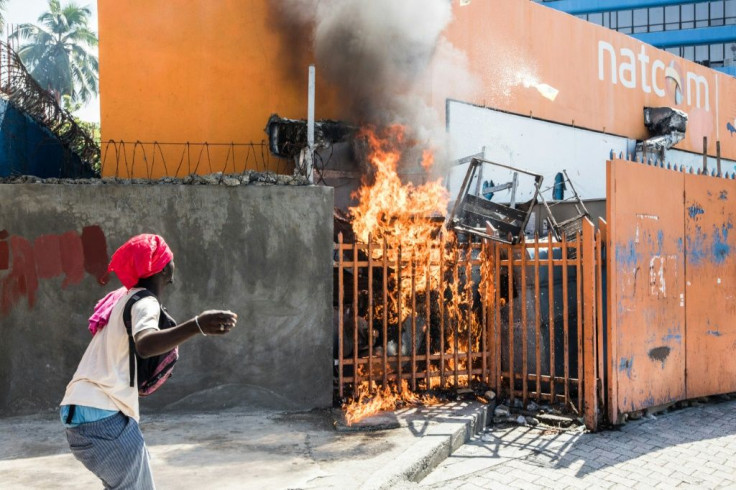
[275, 0, 477, 176]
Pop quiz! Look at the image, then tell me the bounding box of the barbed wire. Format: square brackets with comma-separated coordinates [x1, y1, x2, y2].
[100, 140, 294, 178]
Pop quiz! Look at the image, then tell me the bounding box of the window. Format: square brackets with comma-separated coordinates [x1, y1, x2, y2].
[684, 46, 695, 60]
[589, 12, 603, 25]
[711, 1, 725, 21]
[681, 3, 695, 22]
[664, 6, 679, 29]
[727, 0, 736, 20]
[649, 7, 664, 27]
[633, 8, 648, 28]
[696, 45, 709, 62]
[617, 9, 633, 29]
[695, 3, 708, 23]
[710, 43, 725, 63]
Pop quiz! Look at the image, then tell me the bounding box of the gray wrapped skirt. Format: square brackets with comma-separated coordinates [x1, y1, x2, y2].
[66, 412, 155, 489]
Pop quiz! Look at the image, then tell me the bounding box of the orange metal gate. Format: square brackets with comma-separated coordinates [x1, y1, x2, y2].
[684, 173, 736, 398]
[334, 220, 604, 430]
[607, 157, 736, 423]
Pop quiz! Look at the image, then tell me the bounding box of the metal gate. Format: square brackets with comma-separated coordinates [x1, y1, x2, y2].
[334, 218, 604, 429]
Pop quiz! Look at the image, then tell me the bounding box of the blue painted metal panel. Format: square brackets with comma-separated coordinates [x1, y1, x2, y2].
[715, 66, 736, 77]
[0, 99, 94, 178]
[540, 0, 711, 15]
[631, 25, 736, 47]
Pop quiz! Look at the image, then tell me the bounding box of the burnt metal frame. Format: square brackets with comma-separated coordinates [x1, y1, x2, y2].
[447, 157, 544, 244]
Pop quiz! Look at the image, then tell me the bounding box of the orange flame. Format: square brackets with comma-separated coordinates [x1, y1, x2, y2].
[343, 380, 441, 426]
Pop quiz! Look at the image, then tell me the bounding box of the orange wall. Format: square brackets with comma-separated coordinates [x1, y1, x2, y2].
[99, 0, 736, 177]
[98, 0, 339, 176]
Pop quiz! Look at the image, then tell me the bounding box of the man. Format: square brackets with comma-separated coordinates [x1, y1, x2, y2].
[60, 234, 238, 489]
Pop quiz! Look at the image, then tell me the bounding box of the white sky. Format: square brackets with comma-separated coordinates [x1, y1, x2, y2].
[5, 0, 100, 122]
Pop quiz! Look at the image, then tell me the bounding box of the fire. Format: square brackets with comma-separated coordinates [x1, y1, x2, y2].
[349, 125, 448, 253]
[338, 124, 496, 423]
[343, 380, 441, 426]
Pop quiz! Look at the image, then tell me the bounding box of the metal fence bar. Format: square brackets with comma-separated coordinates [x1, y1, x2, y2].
[576, 233, 584, 414]
[382, 237, 389, 388]
[481, 241, 489, 386]
[597, 219, 608, 418]
[411, 251, 417, 391]
[396, 246, 403, 391]
[534, 236, 541, 402]
[453, 246, 460, 388]
[440, 234, 447, 388]
[465, 244, 473, 385]
[338, 233, 345, 399]
[582, 218, 599, 430]
[353, 242, 360, 392]
[548, 231, 556, 400]
[368, 238, 374, 388]
[425, 253, 432, 389]
[562, 233, 570, 407]
[507, 242, 515, 405]
[494, 243, 501, 394]
[521, 239, 528, 404]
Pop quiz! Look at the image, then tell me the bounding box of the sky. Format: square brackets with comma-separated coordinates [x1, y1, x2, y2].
[5, 0, 100, 122]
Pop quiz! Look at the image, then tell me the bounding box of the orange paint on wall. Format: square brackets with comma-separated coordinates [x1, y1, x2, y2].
[99, 0, 736, 178]
[98, 0, 340, 177]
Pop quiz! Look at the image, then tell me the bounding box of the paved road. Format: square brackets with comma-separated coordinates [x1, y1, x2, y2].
[416, 398, 736, 489]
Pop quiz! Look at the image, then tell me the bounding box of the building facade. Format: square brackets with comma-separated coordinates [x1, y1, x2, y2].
[539, 1, 736, 76]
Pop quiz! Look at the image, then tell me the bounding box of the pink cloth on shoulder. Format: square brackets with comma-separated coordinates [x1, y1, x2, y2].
[88, 287, 127, 336]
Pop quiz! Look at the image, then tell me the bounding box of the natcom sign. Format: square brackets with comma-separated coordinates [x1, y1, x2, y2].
[598, 41, 710, 112]
[444, 1, 736, 160]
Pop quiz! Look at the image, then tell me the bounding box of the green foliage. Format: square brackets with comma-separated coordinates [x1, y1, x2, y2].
[11, 0, 98, 104]
[62, 94, 101, 172]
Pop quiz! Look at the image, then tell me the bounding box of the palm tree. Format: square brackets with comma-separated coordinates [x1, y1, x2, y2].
[11, 0, 98, 104]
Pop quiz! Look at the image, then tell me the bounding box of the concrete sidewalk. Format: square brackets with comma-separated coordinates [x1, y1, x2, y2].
[0, 401, 489, 489]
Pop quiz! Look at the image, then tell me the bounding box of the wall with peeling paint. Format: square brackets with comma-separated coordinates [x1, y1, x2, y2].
[0, 184, 334, 416]
[607, 158, 736, 423]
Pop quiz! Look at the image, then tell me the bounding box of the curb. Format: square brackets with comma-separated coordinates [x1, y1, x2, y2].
[360, 401, 491, 489]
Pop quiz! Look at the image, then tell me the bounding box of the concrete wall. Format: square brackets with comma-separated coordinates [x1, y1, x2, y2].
[0, 183, 334, 417]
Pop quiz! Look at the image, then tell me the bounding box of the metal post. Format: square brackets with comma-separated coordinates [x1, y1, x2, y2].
[306, 65, 315, 182]
[702, 136, 708, 173]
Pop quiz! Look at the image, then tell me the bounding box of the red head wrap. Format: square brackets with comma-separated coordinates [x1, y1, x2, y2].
[108, 234, 174, 289]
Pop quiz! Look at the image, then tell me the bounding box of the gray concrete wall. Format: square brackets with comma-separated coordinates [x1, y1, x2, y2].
[0, 183, 334, 417]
